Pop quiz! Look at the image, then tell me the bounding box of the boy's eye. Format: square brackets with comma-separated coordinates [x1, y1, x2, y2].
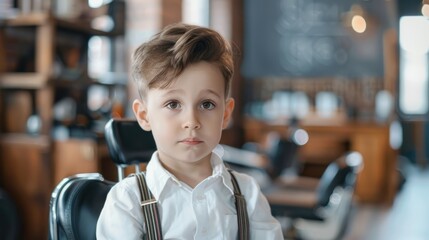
[201, 101, 215, 110]
[166, 101, 181, 109]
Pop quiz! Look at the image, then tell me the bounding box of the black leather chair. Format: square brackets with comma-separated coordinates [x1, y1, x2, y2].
[276, 153, 362, 240]
[104, 118, 157, 180]
[49, 119, 157, 240]
[221, 126, 307, 191]
[49, 173, 114, 240]
[265, 152, 361, 219]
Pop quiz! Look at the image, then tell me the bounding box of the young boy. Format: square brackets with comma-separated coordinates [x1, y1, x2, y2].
[97, 23, 283, 239]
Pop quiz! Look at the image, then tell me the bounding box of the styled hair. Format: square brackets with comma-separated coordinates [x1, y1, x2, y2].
[131, 23, 234, 99]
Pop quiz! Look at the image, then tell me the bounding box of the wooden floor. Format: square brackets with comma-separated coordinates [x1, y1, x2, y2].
[343, 162, 429, 240]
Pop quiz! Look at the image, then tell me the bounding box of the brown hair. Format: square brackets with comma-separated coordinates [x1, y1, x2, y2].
[131, 23, 234, 99]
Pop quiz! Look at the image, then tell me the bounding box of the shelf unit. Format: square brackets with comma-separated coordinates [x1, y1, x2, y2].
[0, 12, 125, 239]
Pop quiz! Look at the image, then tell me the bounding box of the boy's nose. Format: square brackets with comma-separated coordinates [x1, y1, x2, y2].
[182, 110, 201, 129]
[183, 121, 201, 129]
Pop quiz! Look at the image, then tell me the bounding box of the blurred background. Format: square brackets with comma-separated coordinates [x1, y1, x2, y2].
[0, 0, 428, 239]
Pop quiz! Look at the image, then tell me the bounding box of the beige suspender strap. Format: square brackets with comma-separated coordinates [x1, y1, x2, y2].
[228, 169, 250, 240]
[135, 172, 163, 240]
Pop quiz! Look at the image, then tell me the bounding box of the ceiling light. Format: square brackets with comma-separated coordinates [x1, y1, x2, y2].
[351, 15, 367, 33]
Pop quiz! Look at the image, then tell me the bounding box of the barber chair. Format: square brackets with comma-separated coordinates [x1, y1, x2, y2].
[49, 119, 157, 240]
[222, 136, 363, 240]
[266, 152, 362, 240]
[48, 173, 114, 240]
[221, 131, 302, 190]
[0, 188, 20, 240]
[104, 118, 157, 180]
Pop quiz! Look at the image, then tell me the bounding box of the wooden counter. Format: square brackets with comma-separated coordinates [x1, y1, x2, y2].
[244, 118, 398, 205]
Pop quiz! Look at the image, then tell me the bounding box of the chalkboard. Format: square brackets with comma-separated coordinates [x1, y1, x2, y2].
[242, 0, 391, 79]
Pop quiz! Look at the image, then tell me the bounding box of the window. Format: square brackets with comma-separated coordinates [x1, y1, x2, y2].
[182, 0, 210, 27]
[398, 16, 429, 117]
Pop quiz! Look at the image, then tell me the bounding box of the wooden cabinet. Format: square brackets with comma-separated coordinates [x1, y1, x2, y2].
[0, 12, 125, 239]
[0, 135, 50, 240]
[53, 139, 98, 185]
[244, 118, 398, 205]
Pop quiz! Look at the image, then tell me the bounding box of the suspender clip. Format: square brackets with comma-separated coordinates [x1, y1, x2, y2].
[141, 199, 157, 207]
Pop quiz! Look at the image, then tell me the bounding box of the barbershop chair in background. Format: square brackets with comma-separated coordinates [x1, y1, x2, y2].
[240, 125, 307, 180]
[222, 134, 363, 240]
[266, 152, 362, 240]
[49, 119, 157, 240]
[0, 188, 20, 240]
[221, 127, 307, 189]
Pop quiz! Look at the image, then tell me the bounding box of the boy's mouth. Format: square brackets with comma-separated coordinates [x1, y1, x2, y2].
[180, 137, 203, 145]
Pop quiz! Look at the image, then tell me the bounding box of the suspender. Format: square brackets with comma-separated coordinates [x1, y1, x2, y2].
[228, 169, 250, 240]
[135, 172, 163, 240]
[134, 170, 250, 240]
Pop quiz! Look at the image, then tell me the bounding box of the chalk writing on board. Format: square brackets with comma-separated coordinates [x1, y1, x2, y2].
[242, 0, 387, 78]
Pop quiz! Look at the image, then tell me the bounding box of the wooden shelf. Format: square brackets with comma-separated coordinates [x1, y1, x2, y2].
[1, 13, 116, 36]
[0, 73, 49, 89]
[0, 9, 126, 239]
[56, 17, 113, 36]
[0, 133, 50, 147]
[0, 73, 126, 89]
[0, 13, 50, 26]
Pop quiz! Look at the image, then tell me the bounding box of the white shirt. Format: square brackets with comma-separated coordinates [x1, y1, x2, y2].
[96, 145, 283, 239]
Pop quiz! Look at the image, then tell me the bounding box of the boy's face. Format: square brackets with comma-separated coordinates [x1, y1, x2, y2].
[133, 61, 234, 168]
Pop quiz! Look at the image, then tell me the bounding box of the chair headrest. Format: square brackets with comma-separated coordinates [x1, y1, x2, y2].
[104, 119, 157, 166]
[316, 151, 363, 206]
[267, 136, 299, 179]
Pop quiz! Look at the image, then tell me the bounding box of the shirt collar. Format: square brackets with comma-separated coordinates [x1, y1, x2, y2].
[212, 145, 235, 195]
[145, 145, 235, 199]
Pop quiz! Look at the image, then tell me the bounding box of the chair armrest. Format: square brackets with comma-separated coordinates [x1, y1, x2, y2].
[220, 144, 269, 170]
[265, 189, 318, 208]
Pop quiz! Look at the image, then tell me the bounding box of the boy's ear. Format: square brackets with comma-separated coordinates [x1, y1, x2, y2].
[222, 98, 235, 129]
[132, 99, 151, 131]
